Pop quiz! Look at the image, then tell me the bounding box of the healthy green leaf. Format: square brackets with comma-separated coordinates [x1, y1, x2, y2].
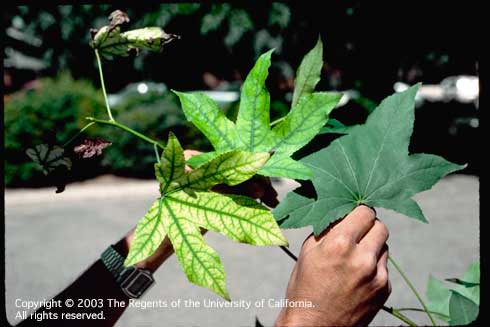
[91, 10, 179, 59]
[449, 291, 479, 326]
[426, 275, 452, 322]
[127, 134, 286, 299]
[174, 41, 342, 180]
[292, 37, 323, 108]
[236, 50, 274, 151]
[274, 85, 465, 235]
[452, 261, 480, 305]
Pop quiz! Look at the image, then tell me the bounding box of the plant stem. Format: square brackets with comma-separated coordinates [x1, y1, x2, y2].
[388, 256, 437, 326]
[62, 122, 96, 147]
[382, 306, 417, 326]
[154, 143, 161, 164]
[270, 116, 286, 127]
[94, 49, 115, 122]
[280, 245, 298, 261]
[278, 246, 418, 326]
[397, 307, 449, 319]
[86, 117, 165, 150]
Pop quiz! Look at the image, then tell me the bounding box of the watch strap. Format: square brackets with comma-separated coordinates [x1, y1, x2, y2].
[101, 245, 125, 279]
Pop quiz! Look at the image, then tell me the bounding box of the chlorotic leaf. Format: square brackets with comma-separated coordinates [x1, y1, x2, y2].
[174, 41, 342, 180]
[161, 199, 230, 300]
[154, 132, 186, 194]
[173, 91, 238, 151]
[182, 151, 270, 192]
[258, 154, 312, 180]
[236, 49, 274, 151]
[449, 291, 479, 326]
[292, 37, 323, 108]
[125, 198, 166, 267]
[127, 133, 286, 299]
[271, 92, 341, 155]
[274, 84, 465, 235]
[165, 191, 287, 246]
[91, 10, 179, 59]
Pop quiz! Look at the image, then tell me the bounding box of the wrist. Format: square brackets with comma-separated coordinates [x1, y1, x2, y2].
[275, 307, 325, 327]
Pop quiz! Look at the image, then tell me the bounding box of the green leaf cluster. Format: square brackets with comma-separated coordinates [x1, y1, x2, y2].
[274, 84, 465, 235]
[174, 38, 342, 181]
[125, 133, 287, 299]
[426, 260, 479, 325]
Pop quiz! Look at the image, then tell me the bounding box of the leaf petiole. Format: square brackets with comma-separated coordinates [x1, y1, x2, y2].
[86, 117, 165, 150]
[94, 49, 115, 122]
[62, 122, 96, 147]
[388, 256, 437, 326]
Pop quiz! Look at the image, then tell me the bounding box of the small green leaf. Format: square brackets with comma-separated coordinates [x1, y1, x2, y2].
[449, 291, 479, 325]
[259, 154, 313, 180]
[271, 92, 342, 155]
[452, 261, 480, 305]
[91, 10, 179, 59]
[236, 49, 274, 151]
[124, 198, 166, 267]
[292, 37, 323, 108]
[155, 132, 186, 194]
[173, 91, 238, 151]
[26, 144, 72, 175]
[274, 85, 465, 235]
[426, 275, 451, 322]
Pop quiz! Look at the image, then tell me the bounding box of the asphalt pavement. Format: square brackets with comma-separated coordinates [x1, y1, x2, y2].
[5, 174, 479, 326]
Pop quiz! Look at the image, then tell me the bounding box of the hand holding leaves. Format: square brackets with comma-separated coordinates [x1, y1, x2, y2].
[125, 133, 287, 299]
[274, 85, 465, 235]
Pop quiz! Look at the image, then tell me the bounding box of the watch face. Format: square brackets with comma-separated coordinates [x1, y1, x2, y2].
[120, 268, 154, 298]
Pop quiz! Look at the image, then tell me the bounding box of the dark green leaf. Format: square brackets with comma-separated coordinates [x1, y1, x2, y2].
[26, 144, 72, 175]
[449, 291, 479, 325]
[274, 85, 465, 235]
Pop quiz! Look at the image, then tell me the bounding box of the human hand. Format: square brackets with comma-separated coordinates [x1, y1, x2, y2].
[275, 205, 391, 327]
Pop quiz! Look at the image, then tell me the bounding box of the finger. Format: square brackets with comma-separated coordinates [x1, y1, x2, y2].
[374, 245, 390, 291]
[359, 219, 389, 257]
[334, 205, 376, 242]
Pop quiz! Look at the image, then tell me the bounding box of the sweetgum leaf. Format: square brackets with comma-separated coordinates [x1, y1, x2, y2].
[91, 10, 179, 59]
[175, 40, 341, 180]
[236, 50, 274, 151]
[449, 291, 479, 325]
[426, 275, 451, 322]
[274, 84, 465, 235]
[74, 138, 112, 158]
[26, 144, 72, 175]
[126, 134, 286, 299]
[291, 37, 323, 108]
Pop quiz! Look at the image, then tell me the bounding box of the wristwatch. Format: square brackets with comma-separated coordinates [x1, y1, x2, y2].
[101, 245, 155, 299]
